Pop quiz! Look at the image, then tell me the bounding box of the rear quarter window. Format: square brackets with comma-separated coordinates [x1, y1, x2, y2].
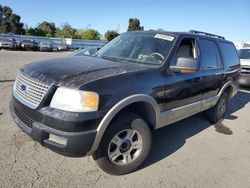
[218, 42, 240, 69]
[199, 39, 222, 69]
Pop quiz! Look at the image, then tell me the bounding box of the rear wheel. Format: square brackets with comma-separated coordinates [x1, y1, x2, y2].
[204, 92, 229, 124]
[93, 112, 151, 175]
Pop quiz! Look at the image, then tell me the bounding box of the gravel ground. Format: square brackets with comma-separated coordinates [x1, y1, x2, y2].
[1, 50, 250, 188]
[0, 50, 71, 81]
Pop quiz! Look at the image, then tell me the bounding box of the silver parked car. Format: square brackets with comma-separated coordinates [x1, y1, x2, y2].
[0, 37, 18, 50]
[52, 43, 68, 51]
[238, 48, 250, 85]
[39, 42, 53, 52]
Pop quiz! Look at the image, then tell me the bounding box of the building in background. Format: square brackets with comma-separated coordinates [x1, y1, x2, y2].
[0, 33, 106, 50]
[235, 42, 250, 49]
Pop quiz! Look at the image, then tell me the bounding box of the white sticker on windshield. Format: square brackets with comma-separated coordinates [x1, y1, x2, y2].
[154, 34, 174, 41]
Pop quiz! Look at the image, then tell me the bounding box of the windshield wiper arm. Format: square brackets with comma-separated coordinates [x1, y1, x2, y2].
[101, 55, 122, 62]
[95, 51, 101, 57]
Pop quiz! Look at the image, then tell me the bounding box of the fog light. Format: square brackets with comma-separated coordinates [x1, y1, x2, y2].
[49, 134, 67, 145]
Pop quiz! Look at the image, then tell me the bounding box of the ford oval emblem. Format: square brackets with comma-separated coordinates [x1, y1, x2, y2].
[21, 84, 27, 91]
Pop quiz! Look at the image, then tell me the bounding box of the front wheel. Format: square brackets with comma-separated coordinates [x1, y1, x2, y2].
[204, 92, 229, 124]
[93, 112, 152, 175]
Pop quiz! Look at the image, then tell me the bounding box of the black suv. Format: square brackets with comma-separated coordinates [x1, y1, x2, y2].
[10, 30, 240, 175]
[20, 40, 38, 51]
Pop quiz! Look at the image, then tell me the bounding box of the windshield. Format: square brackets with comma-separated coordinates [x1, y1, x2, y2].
[2, 38, 12, 42]
[23, 40, 33, 43]
[97, 32, 175, 65]
[238, 49, 250, 59]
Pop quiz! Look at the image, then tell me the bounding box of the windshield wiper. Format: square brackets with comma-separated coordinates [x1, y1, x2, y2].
[95, 51, 101, 57]
[101, 55, 122, 62]
[100, 55, 159, 65]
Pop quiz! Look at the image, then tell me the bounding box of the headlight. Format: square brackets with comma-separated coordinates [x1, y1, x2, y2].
[50, 87, 99, 112]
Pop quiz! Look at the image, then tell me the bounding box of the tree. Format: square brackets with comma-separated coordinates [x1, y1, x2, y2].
[0, 4, 25, 34]
[127, 18, 144, 31]
[25, 27, 40, 36]
[55, 22, 77, 38]
[77, 29, 100, 40]
[105, 30, 119, 41]
[37, 21, 56, 37]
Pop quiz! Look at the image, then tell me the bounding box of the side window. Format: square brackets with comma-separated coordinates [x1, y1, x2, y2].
[176, 38, 197, 59]
[170, 38, 199, 74]
[218, 42, 240, 69]
[199, 39, 222, 69]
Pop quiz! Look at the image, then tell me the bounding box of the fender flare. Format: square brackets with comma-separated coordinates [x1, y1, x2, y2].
[218, 81, 237, 98]
[87, 94, 159, 155]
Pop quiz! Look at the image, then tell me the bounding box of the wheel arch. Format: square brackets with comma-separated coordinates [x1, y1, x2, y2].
[87, 94, 160, 155]
[218, 81, 237, 98]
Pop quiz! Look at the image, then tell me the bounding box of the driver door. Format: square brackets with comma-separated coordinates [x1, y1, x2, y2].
[164, 37, 203, 112]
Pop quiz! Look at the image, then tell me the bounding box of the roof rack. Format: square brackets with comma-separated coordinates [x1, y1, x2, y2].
[189, 30, 225, 40]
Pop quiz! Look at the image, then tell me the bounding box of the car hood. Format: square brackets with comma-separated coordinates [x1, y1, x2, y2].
[21, 56, 150, 88]
[22, 42, 35, 45]
[240, 59, 250, 66]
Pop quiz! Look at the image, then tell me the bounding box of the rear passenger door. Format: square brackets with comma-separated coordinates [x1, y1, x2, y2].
[198, 39, 225, 99]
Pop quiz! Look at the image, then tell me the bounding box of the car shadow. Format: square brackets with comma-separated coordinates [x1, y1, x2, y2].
[140, 90, 250, 170]
[227, 89, 250, 115]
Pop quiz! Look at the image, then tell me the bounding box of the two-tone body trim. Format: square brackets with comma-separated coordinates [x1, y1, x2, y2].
[87, 81, 237, 155]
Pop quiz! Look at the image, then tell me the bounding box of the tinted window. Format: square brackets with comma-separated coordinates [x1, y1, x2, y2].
[218, 42, 240, 68]
[199, 39, 221, 69]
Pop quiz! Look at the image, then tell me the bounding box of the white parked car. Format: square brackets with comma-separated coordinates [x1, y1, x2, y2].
[0, 37, 18, 50]
[238, 48, 250, 86]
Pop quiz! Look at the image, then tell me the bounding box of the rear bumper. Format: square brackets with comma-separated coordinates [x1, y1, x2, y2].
[10, 98, 98, 157]
[238, 74, 250, 86]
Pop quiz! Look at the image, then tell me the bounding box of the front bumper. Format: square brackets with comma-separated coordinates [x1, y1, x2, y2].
[40, 47, 52, 51]
[10, 97, 103, 157]
[0, 44, 12, 48]
[21, 45, 37, 49]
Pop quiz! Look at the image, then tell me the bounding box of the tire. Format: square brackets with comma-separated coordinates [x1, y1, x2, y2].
[93, 112, 152, 175]
[204, 92, 229, 124]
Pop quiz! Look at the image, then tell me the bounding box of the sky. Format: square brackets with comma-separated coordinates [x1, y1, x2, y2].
[1, 0, 250, 42]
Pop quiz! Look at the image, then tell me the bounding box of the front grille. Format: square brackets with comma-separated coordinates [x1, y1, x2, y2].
[13, 106, 33, 128]
[14, 72, 50, 108]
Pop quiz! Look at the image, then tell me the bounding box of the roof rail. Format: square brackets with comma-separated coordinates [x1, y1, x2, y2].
[189, 30, 225, 40]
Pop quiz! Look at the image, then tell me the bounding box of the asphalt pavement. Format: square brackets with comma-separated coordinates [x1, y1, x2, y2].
[1, 50, 250, 188]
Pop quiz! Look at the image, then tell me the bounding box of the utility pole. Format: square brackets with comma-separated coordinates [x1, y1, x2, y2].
[1, 15, 7, 40]
[85, 24, 91, 30]
[117, 24, 120, 33]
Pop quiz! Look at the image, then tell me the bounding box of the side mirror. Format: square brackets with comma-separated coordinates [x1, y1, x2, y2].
[170, 57, 199, 74]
